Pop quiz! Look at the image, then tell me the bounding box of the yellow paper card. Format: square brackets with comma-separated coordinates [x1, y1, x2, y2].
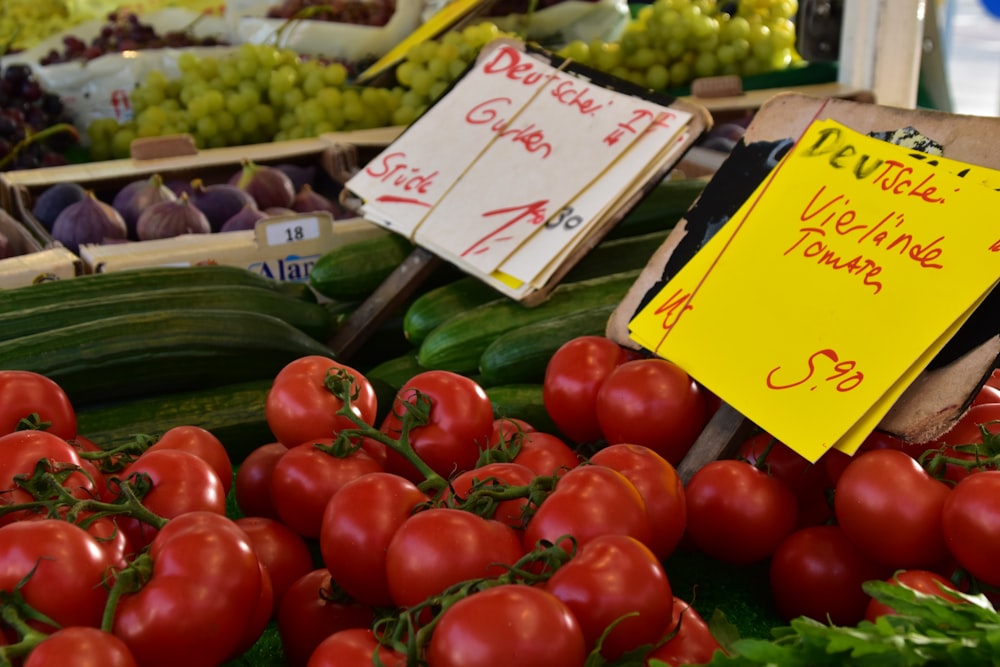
[629, 119, 1000, 462]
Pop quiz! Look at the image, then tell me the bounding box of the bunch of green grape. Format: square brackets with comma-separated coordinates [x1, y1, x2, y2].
[86, 44, 404, 160]
[557, 0, 799, 91]
[392, 21, 513, 124]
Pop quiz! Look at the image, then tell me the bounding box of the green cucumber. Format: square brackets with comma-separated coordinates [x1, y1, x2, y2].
[0, 264, 313, 315]
[364, 352, 425, 390]
[403, 278, 504, 346]
[417, 270, 639, 375]
[0, 309, 335, 406]
[478, 304, 617, 387]
[486, 384, 559, 435]
[403, 230, 667, 347]
[308, 232, 413, 301]
[0, 285, 336, 342]
[76, 380, 275, 464]
[605, 177, 708, 240]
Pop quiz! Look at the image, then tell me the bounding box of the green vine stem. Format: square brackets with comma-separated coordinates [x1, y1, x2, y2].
[0, 123, 79, 171]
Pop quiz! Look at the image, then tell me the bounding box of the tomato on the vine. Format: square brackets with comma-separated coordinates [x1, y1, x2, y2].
[834, 449, 951, 570]
[644, 597, 724, 667]
[590, 443, 686, 560]
[113, 512, 264, 667]
[941, 470, 1000, 587]
[595, 358, 708, 466]
[234, 442, 288, 519]
[769, 525, 888, 625]
[278, 569, 376, 667]
[235, 516, 315, 613]
[0, 519, 112, 630]
[0, 370, 76, 439]
[509, 431, 580, 478]
[380, 370, 494, 483]
[24, 627, 136, 667]
[546, 534, 672, 660]
[427, 585, 587, 667]
[685, 459, 798, 565]
[523, 464, 652, 554]
[543, 335, 630, 444]
[925, 402, 1000, 483]
[265, 356, 378, 448]
[144, 425, 233, 495]
[270, 438, 383, 539]
[738, 432, 833, 527]
[308, 628, 405, 667]
[0, 430, 96, 525]
[320, 472, 429, 607]
[385, 507, 524, 608]
[446, 462, 536, 530]
[864, 569, 963, 621]
[116, 448, 227, 550]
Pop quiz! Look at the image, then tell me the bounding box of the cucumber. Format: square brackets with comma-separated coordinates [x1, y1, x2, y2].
[605, 177, 708, 240]
[76, 380, 275, 464]
[308, 232, 414, 301]
[486, 384, 560, 436]
[0, 309, 335, 406]
[0, 285, 336, 342]
[403, 278, 503, 346]
[0, 264, 313, 315]
[403, 231, 667, 347]
[364, 352, 425, 390]
[478, 304, 617, 387]
[417, 270, 639, 375]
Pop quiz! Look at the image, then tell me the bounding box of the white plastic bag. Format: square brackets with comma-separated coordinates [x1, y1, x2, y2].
[226, 0, 427, 62]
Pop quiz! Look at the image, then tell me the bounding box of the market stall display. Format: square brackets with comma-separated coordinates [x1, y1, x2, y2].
[0, 1, 999, 666]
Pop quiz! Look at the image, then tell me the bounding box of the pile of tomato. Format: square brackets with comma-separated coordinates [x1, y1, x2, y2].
[0, 338, 997, 666]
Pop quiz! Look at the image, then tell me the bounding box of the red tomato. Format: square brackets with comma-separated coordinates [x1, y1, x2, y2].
[546, 534, 672, 660]
[427, 584, 587, 667]
[0, 370, 77, 439]
[308, 628, 405, 667]
[972, 382, 1000, 406]
[941, 470, 1000, 587]
[266, 356, 378, 448]
[0, 430, 96, 525]
[113, 512, 263, 667]
[986, 368, 1000, 391]
[488, 417, 535, 447]
[385, 507, 524, 608]
[543, 335, 630, 444]
[769, 525, 888, 625]
[834, 449, 951, 570]
[685, 459, 798, 565]
[0, 519, 112, 630]
[446, 462, 536, 529]
[590, 443, 687, 560]
[644, 597, 724, 667]
[595, 358, 708, 466]
[24, 627, 136, 667]
[278, 569, 375, 667]
[270, 438, 383, 539]
[738, 432, 833, 527]
[925, 403, 1000, 483]
[523, 464, 652, 554]
[320, 472, 429, 607]
[117, 448, 227, 550]
[820, 430, 935, 487]
[233, 559, 275, 658]
[234, 442, 288, 519]
[145, 425, 233, 494]
[235, 516, 316, 613]
[511, 431, 581, 478]
[381, 371, 494, 483]
[864, 569, 963, 621]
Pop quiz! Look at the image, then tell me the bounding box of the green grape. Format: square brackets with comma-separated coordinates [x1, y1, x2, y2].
[203, 89, 225, 114]
[592, 41, 623, 72]
[299, 99, 326, 126]
[395, 60, 416, 87]
[237, 110, 258, 135]
[715, 42, 737, 66]
[408, 66, 436, 97]
[111, 126, 137, 158]
[302, 70, 325, 98]
[187, 95, 209, 120]
[448, 59, 468, 80]
[669, 60, 691, 87]
[693, 51, 717, 77]
[323, 62, 348, 87]
[316, 86, 343, 109]
[225, 91, 250, 116]
[626, 46, 658, 70]
[177, 51, 200, 74]
[325, 107, 346, 131]
[767, 17, 796, 50]
[284, 88, 305, 111]
[392, 105, 420, 127]
[216, 110, 236, 134]
[645, 63, 670, 90]
[429, 79, 450, 102]
[559, 39, 591, 65]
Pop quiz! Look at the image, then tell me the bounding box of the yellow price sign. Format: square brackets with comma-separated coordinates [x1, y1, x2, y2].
[629, 119, 1000, 462]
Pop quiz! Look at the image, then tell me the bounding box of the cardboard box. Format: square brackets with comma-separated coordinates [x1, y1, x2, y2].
[1, 135, 391, 282]
[0, 208, 79, 288]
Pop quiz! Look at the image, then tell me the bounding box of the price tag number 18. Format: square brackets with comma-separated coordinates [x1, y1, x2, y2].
[264, 217, 323, 246]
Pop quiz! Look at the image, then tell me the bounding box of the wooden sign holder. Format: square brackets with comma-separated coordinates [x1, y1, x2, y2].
[607, 92, 1000, 482]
